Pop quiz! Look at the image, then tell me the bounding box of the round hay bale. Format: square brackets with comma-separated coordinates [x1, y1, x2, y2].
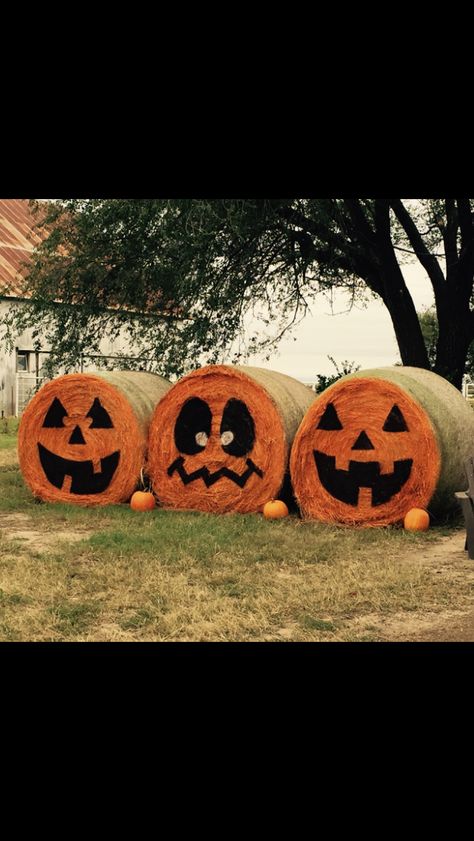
[18, 371, 170, 506]
[147, 365, 315, 513]
[290, 366, 474, 526]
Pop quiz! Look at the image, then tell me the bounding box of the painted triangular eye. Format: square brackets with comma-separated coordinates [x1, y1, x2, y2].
[86, 397, 114, 428]
[42, 397, 68, 428]
[317, 403, 343, 430]
[383, 404, 409, 432]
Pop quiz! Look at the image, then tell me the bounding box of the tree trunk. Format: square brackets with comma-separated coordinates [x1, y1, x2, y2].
[378, 266, 431, 369]
[371, 200, 431, 371]
[435, 313, 473, 390]
[433, 241, 474, 390]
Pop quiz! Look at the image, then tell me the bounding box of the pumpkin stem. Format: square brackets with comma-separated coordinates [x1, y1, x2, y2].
[140, 467, 154, 493]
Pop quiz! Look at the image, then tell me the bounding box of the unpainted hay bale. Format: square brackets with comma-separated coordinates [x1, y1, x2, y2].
[147, 365, 315, 513]
[18, 371, 170, 506]
[290, 366, 474, 526]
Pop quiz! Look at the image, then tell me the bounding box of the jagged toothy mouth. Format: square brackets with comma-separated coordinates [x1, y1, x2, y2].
[167, 456, 263, 488]
[313, 450, 413, 506]
[38, 443, 120, 494]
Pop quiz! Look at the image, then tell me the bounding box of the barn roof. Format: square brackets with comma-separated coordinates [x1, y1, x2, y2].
[0, 199, 181, 318]
[0, 199, 47, 298]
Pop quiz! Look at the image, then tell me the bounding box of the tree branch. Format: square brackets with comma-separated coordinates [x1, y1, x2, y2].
[443, 199, 458, 274]
[276, 202, 384, 296]
[456, 198, 474, 299]
[389, 199, 446, 300]
[343, 199, 377, 248]
[457, 198, 472, 246]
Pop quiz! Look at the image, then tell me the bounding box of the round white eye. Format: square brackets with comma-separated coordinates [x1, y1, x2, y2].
[220, 430, 234, 446]
[195, 431, 208, 447]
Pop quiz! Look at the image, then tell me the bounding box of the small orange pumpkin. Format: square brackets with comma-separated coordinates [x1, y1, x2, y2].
[130, 490, 156, 511]
[404, 508, 429, 531]
[263, 499, 289, 519]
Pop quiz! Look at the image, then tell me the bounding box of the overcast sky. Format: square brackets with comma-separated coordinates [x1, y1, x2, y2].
[244, 262, 436, 382]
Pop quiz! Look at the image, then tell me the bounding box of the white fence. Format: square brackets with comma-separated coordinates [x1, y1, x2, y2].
[462, 377, 474, 400]
[15, 374, 46, 417]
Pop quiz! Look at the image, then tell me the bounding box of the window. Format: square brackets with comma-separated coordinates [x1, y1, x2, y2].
[16, 351, 29, 373]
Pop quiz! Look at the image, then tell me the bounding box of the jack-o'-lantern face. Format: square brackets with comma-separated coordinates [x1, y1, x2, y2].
[18, 374, 145, 506]
[147, 367, 289, 514]
[168, 396, 263, 489]
[290, 378, 441, 525]
[37, 395, 120, 495]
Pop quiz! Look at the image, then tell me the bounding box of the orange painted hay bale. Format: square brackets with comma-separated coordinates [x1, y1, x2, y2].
[290, 366, 474, 526]
[18, 371, 170, 506]
[147, 365, 314, 513]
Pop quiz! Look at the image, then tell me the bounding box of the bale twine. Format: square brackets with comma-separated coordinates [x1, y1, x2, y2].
[147, 365, 315, 514]
[290, 366, 474, 526]
[18, 371, 170, 506]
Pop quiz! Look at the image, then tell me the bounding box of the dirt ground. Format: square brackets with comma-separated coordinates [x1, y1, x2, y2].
[359, 532, 474, 642]
[389, 609, 474, 641]
[0, 512, 92, 552]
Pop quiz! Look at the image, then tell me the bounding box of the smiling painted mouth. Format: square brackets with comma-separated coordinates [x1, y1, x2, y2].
[167, 456, 263, 488]
[313, 450, 413, 506]
[38, 443, 120, 494]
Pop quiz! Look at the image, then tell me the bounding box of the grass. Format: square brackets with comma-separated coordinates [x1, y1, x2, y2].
[0, 420, 18, 451]
[0, 416, 19, 437]
[1, 428, 472, 642]
[0, 434, 17, 451]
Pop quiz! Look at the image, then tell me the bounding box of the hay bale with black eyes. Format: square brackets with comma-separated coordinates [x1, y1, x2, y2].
[147, 365, 315, 513]
[290, 366, 474, 526]
[18, 371, 170, 506]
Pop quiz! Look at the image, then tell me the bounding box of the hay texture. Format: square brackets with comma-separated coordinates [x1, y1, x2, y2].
[290, 366, 474, 526]
[18, 371, 170, 506]
[147, 365, 314, 514]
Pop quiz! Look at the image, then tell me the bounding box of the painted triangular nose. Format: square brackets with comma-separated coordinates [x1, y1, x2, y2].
[69, 425, 86, 445]
[351, 430, 374, 450]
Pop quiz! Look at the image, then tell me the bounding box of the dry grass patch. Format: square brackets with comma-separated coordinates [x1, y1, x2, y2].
[0, 450, 18, 468]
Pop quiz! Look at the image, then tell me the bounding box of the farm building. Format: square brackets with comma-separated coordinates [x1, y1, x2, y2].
[0, 199, 159, 416]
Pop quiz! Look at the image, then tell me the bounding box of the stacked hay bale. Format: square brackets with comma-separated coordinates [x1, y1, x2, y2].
[290, 366, 474, 526]
[147, 364, 314, 513]
[18, 371, 170, 505]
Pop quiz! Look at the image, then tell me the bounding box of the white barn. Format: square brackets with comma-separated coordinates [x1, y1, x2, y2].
[0, 199, 150, 416]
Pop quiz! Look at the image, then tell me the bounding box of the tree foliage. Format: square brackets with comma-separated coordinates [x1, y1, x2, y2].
[418, 307, 474, 378]
[314, 357, 361, 393]
[418, 308, 439, 368]
[3, 198, 474, 387]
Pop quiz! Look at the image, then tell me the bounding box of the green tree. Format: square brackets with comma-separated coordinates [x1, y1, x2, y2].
[3, 199, 474, 388]
[419, 307, 474, 378]
[314, 357, 361, 393]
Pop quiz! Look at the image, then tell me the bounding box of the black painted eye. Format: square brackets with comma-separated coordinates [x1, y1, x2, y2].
[174, 397, 212, 455]
[87, 397, 114, 429]
[220, 399, 255, 457]
[42, 397, 68, 428]
[317, 403, 343, 430]
[383, 404, 409, 432]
